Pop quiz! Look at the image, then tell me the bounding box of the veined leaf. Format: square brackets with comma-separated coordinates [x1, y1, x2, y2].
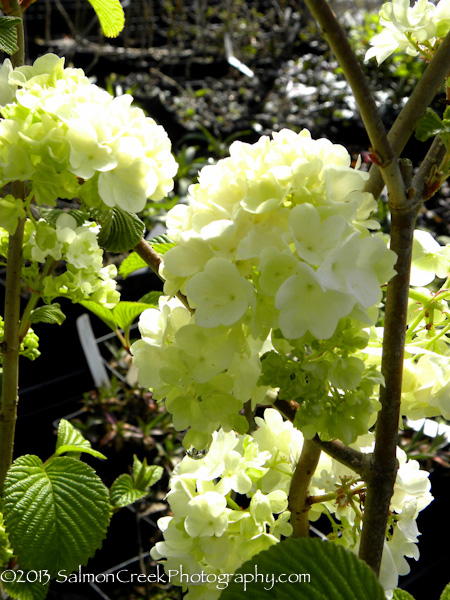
[132, 455, 163, 490]
[109, 474, 148, 507]
[119, 252, 148, 279]
[79, 300, 116, 332]
[415, 108, 450, 147]
[2, 575, 49, 600]
[55, 419, 106, 460]
[152, 242, 175, 255]
[138, 291, 162, 305]
[112, 301, 155, 333]
[3, 455, 110, 578]
[0, 16, 21, 55]
[220, 537, 385, 600]
[30, 303, 66, 326]
[85, 0, 124, 38]
[96, 208, 145, 253]
[110, 457, 163, 508]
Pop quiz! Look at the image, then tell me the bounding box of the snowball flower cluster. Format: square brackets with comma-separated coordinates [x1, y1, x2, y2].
[0, 54, 177, 213]
[365, 0, 450, 64]
[24, 213, 119, 306]
[151, 410, 432, 599]
[132, 129, 397, 447]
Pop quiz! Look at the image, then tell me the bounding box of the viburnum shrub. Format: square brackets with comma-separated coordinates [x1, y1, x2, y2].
[2, 0, 450, 599]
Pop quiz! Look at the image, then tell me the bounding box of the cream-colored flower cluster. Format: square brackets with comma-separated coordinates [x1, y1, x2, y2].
[0, 54, 177, 213]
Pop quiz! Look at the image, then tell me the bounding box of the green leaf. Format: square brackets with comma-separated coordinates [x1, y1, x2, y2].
[138, 290, 162, 305]
[55, 444, 107, 460]
[220, 537, 385, 600]
[2, 575, 49, 600]
[55, 419, 107, 460]
[415, 108, 450, 147]
[109, 474, 148, 507]
[96, 208, 145, 253]
[0, 17, 21, 55]
[152, 242, 176, 255]
[79, 300, 116, 332]
[119, 252, 148, 278]
[393, 590, 416, 600]
[148, 234, 175, 256]
[441, 583, 450, 600]
[112, 301, 155, 333]
[110, 456, 163, 508]
[39, 208, 89, 227]
[132, 455, 163, 490]
[85, 0, 125, 37]
[29, 303, 66, 326]
[3, 455, 111, 578]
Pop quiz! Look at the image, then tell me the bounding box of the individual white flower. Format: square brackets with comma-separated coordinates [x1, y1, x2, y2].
[410, 230, 450, 286]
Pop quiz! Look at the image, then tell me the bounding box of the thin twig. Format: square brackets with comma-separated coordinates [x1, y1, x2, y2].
[366, 30, 450, 198]
[133, 239, 193, 313]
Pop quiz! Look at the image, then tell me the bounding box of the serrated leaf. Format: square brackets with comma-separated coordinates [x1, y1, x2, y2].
[3, 455, 110, 578]
[441, 583, 450, 600]
[132, 455, 163, 490]
[79, 300, 116, 332]
[0, 17, 21, 55]
[29, 303, 66, 326]
[220, 537, 385, 600]
[138, 291, 162, 305]
[415, 108, 450, 147]
[112, 301, 155, 333]
[119, 252, 148, 279]
[2, 575, 49, 600]
[85, 0, 124, 37]
[55, 419, 106, 460]
[110, 474, 148, 507]
[393, 590, 416, 600]
[96, 208, 145, 253]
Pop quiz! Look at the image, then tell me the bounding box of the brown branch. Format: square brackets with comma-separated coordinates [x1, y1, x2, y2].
[133, 239, 193, 313]
[288, 439, 321, 537]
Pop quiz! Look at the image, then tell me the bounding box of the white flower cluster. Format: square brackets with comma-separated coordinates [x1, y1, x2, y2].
[0, 54, 177, 212]
[132, 129, 397, 447]
[151, 409, 433, 599]
[365, 0, 450, 64]
[24, 213, 119, 306]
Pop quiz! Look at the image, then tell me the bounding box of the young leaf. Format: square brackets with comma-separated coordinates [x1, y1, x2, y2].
[441, 583, 450, 600]
[220, 537, 385, 600]
[132, 455, 163, 490]
[1, 576, 49, 600]
[393, 590, 416, 600]
[112, 301, 155, 333]
[29, 303, 66, 326]
[415, 108, 450, 146]
[85, 0, 124, 38]
[152, 242, 176, 255]
[0, 16, 21, 55]
[79, 299, 116, 332]
[55, 419, 107, 460]
[3, 455, 111, 578]
[110, 474, 148, 507]
[138, 290, 162, 305]
[96, 208, 145, 253]
[110, 456, 163, 508]
[119, 252, 148, 279]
